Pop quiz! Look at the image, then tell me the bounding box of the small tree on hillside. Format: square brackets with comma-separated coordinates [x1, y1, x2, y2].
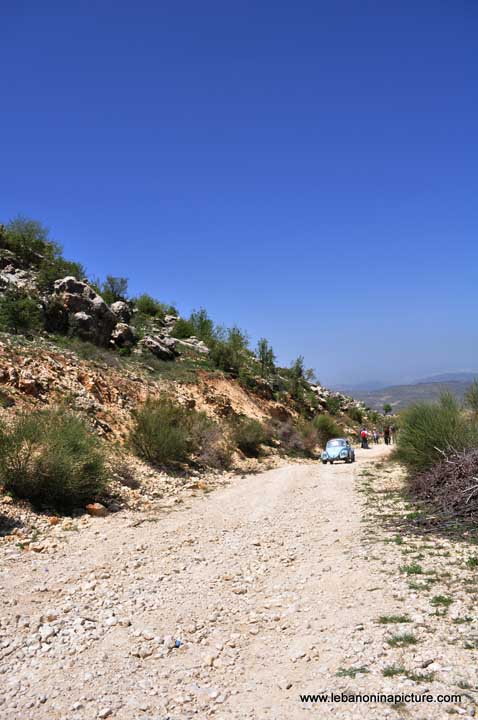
[256, 338, 276, 378]
[383, 403, 393, 415]
[289, 355, 306, 400]
[37, 257, 86, 291]
[190, 308, 215, 342]
[2, 216, 51, 264]
[0, 291, 41, 334]
[134, 293, 164, 317]
[100, 276, 129, 304]
[210, 326, 249, 375]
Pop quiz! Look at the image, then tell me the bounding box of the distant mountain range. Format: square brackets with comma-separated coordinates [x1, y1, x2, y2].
[416, 372, 478, 384]
[338, 372, 478, 412]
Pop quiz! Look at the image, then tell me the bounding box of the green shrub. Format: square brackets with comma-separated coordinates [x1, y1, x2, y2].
[326, 395, 342, 415]
[172, 318, 196, 339]
[368, 409, 380, 424]
[209, 339, 235, 373]
[209, 326, 250, 376]
[313, 414, 342, 447]
[0, 409, 107, 510]
[464, 380, 478, 416]
[348, 406, 364, 423]
[189, 308, 215, 342]
[0, 291, 42, 335]
[130, 397, 193, 465]
[134, 294, 166, 318]
[265, 418, 301, 452]
[130, 396, 231, 469]
[1, 217, 51, 265]
[287, 356, 306, 400]
[395, 393, 478, 472]
[296, 419, 319, 456]
[264, 418, 317, 457]
[98, 276, 128, 305]
[190, 412, 233, 469]
[238, 367, 258, 392]
[230, 416, 267, 457]
[256, 338, 276, 378]
[37, 257, 86, 291]
[0, 389, 14, 408]
[1, 218, 85, 289]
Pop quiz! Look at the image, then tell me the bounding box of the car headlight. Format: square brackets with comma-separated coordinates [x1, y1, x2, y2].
[340, 450, 348, 458]
[321, 452, 328, 459]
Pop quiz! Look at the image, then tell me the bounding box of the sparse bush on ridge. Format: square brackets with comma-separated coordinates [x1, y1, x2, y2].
[209, 326, 250, 376]
[256, 338, 276, 378]
[189, 308, 215, 342]
[287, 355, 306, 401]
[0, 409, 107, 510]
[37, 257, 86, 291]
[0, 217, 85, 289]
[98, 276, 129, 305]
[133, 293, 166, 318]
[172, 318, 196, 339]
[1, 217, 52, 265]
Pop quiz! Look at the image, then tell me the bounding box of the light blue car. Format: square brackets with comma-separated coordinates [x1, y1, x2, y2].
[321, 438, 355, 465]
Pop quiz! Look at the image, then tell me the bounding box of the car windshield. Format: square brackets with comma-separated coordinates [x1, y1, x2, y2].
[327, 439, 346, 447]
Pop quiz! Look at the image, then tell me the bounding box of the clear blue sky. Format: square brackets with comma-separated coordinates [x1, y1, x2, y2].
[1, 1, 477, 387]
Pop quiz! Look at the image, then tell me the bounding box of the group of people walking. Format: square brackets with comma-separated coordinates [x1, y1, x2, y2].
[359, 425, 396, 449]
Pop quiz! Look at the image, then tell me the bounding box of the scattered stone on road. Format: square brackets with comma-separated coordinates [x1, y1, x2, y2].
[1, 445, 476, 719]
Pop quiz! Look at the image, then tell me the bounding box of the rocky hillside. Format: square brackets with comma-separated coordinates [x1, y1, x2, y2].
[0, 216, 368, 424]
[0, 216, 375, 531]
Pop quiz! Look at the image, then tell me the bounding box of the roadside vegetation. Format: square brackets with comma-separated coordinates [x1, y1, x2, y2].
[128, 395, 341, 468]
[313, 414, 342, 447]
[395, 390, 478, 520]
[129, 396, 234, 469]
[0, 408, 107, 510]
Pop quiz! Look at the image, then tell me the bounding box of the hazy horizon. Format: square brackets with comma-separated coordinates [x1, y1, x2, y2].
[333, 370, 478, 392]
[2, 2, 477, 388]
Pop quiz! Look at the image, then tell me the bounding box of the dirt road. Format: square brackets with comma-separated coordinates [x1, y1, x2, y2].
[1, 445, 473, 719]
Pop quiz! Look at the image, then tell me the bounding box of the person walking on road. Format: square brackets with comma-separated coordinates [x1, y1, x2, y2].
[360, 427, 369, 449]
[383, 426, 391, 445]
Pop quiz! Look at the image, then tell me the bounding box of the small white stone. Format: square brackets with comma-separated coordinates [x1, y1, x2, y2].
[163, 635, 175, 649]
